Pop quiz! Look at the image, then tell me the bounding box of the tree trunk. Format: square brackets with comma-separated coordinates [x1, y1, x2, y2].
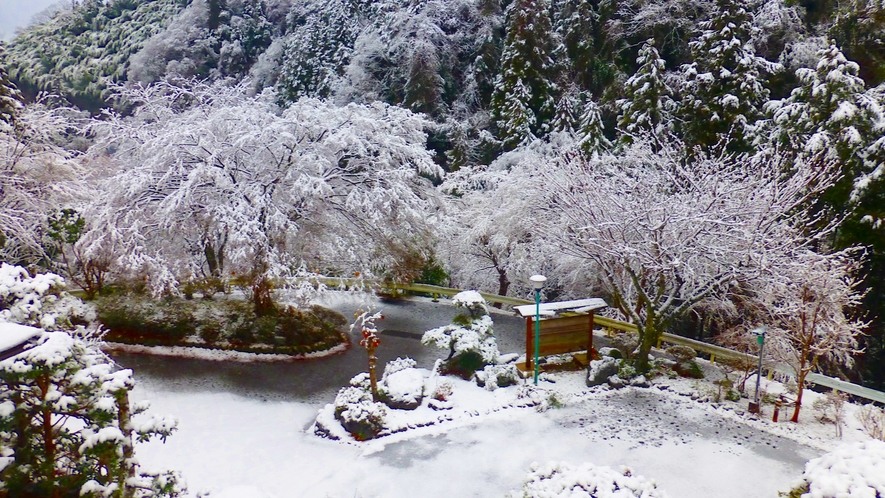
[116, 390, 136, 498]
[368, 345, 379, 402]
[791, 370, 807, 423]
[634, 326, 655, 373]
[36, 374, 57, 496]
[494, 269, 510, 309]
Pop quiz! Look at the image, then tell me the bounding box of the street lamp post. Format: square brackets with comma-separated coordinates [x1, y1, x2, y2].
[749, 327, 766, 414]
[530, 275, 547, 385]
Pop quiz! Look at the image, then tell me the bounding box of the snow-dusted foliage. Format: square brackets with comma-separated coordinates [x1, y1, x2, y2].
[677, 0, 780, 155]
[2, 0, 187, 111]
[491, 0, 557, 149]
[509, 461, 670, 498]
[787, 440, 885, 498]
[378, 358, 425, 410]
[539, 138, 840, 371]
[759, 250, 866, 422]
[439, 136, 568, 298]
[331, 373, 388, 440]
[422, 291, 499, 378]
[475, 363, 520, 391]
[616, 39, 674, 148]
[0, 100, 85, 263]
[0, 326, 183, 497]
[0, 263, 96, 334]
[85, 80, 442, 305]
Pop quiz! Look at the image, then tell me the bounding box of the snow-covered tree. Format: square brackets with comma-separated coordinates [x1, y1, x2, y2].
[551, 88, 582, 134]
[540, 139, 839, 372]
[491, 0, 557, 149]
[440, 136, 568, 298]
[85, 80, 442, 312]
[0, 100, 84, 264]
[422, 291, 499, 378]
[767, 43, 884, 219]
[0, 265, 182, 497]
[277, 0, 364, 101]
[677, 0, 779, 156]
[758, 249, 866, 422]
[0, 328, 183, 497]
[577, 98, 610, 157]
[0, 48, 23, 129]
[0, 263, 95, 333]
[616, 39, 674, 149]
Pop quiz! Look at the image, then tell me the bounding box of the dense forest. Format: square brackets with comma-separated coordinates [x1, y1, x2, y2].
[2, 0, 885, 391]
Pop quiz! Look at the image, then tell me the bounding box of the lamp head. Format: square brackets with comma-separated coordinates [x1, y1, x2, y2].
[529, 274, 547, 290]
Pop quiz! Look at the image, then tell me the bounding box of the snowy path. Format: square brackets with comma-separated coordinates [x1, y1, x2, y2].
[132, 378, 819, 498]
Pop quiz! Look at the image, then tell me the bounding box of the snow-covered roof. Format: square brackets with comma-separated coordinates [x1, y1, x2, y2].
[0, 322, 43, 361]
[514, 298, 608, 318]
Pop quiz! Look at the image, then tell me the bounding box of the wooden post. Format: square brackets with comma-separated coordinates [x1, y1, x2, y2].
[588, 313, 595, 355]
[526, 317, 534, 370]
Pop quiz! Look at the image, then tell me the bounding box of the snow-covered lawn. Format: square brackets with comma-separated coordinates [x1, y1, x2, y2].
[130, 366, 874, 497]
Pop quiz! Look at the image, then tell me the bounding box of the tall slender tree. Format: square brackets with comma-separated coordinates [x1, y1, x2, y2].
[616, 39, 674, 149]
[491, 0, 557, 149]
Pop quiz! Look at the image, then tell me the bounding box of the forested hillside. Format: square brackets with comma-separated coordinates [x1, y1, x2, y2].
[2, 0, 885, 390]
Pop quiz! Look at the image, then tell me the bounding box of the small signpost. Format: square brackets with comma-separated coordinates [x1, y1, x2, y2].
[514, 297, 608, 376]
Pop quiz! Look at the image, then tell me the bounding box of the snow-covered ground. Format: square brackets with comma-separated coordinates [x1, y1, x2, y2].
[131, 364, 875, 498]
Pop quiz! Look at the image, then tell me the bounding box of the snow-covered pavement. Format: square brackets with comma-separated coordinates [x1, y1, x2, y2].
[132, 370, 825, 498]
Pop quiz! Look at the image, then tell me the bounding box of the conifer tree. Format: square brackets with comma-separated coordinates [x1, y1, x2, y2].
[551, 87, 581, 133]
[616, 39, 674, 149]
[277, 0, 361, 101]
[496, 79, 537, 149]
[577, 97, 610, 157]
[768, 43, 881, 210]
[677, 0, 778, 156]
[491, 0, 557, 149]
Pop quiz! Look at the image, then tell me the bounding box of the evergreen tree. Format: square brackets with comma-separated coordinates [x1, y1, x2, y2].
[491, 0, 557, 149]
[551, 0, 617, 96]
[277, 0, 361, 101]
[577, 97, 610, 156]
[677, 0, 778, 156]
[0, 48, 23, 130]
[768, 43, 879, 208]
[616, 39, 674, 149]
[550, 87, 581, 133]
[496, 79, 537, 149]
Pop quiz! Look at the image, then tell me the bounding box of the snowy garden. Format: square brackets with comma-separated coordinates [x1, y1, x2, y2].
[4, 0, 885, 496]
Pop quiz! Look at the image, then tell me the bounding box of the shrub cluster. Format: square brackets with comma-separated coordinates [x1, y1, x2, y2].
[95, 295, 347, 355]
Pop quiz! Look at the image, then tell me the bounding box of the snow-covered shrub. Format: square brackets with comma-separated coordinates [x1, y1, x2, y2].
[378, 358, 424, 410]
[0, 325, 183, 497]
[422, 291, 499, 379]
[587, 357, 621, 387]
[509, 461, 670, 498]
[430, 379, 454, 401]
[332, 374, 387, 440]
[382, 356, 418, 381]
[785, 440, 885, 498]
[857, 404, 885, 441]
[0, 263, 96, 334]
[475, 364, 521, 391]
[665, 345, 704, 379]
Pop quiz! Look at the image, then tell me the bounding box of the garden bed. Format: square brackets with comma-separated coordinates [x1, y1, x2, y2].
[94, 294, 349, 357]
